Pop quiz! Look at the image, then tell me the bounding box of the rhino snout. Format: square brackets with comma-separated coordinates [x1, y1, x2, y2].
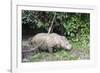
[65, 44, 72, 50]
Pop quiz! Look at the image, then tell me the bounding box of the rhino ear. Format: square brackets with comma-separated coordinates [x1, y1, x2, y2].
[62, 36, 66, 40]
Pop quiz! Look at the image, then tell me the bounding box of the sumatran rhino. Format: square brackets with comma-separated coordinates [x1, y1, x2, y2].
[30, 33, 72, 53]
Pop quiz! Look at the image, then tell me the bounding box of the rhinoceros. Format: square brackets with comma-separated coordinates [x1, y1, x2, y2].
[30, 33, 72, 53]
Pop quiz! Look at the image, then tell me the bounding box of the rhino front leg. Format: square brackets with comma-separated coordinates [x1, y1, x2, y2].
[48, 48, 53, 53]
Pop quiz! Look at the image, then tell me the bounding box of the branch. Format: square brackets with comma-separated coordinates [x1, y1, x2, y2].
[48, 12, 56, 34]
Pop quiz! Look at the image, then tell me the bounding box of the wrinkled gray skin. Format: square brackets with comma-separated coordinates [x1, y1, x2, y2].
[30, 33, 72, 53]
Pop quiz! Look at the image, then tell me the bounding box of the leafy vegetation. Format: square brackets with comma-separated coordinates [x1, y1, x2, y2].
[22, 10, 90, 62]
